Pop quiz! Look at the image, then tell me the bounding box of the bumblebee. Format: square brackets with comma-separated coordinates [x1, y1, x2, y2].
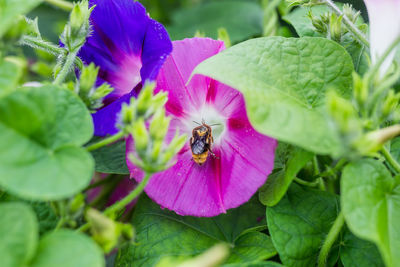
[190, 121, 216, 165]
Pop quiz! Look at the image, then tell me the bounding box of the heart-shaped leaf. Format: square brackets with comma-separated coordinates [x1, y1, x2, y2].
[193, 37, 354, 155]
[0, 86, 94, 200]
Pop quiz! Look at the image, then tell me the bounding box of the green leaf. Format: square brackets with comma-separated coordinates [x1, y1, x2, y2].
[193, 37, 354, 155]
[259, 145, 314, 206]
[283, 5, 369, 74]
[91, 139, 129, 174]
[226, 231, 276, 263]
[0, 59, 23, 97]
[30, 230, 105, 267]
[223, 262, 284, 267]
[341, 159, 400, 267]
[30, 202, 58, 236]
[0, 0, 43, 38]
[340, 228, 384, 267]
[267, 184, 340, 267]
[0, 202, 38, 267]
[0, 86, 94, 200]
[390, 137, 400, 163]
[116, 195, 275, 267]
[167, 0, 262, 43]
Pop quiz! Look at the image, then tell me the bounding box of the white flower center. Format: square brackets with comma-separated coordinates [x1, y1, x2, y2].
[185, 105, 226, 144]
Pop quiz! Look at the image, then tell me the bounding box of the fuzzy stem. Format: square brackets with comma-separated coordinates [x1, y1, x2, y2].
[44, 0, 73, 11]
[382, 146, 400, 173]
[322, 0, 369, 48]
[104, 172, 152, 216]
[54, 50, 78, 85]
[86, 131, 125, 152]
[318, 211, 345, 267]
[20, 35, 63, 56]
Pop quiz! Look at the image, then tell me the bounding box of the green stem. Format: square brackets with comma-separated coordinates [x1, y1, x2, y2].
[77, 172, 152, 232]
[54, 50, 78, 85]
[322, 0, 369, 48]
[54, 218, 66, 230]
[318, 211, 345, 267]
[381, 146, 400, 173]
[86, 131, 125, 152]
[294, 177, 319, 187]
[104, 172, 152, 216]
[43, 0, 73, 11]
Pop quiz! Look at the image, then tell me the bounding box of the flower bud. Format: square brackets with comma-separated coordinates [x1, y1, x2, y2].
[329, 13, 343, 43]
[354, 125, 400, 155]
[91, 83, 113, 101]
[308, 11, 327, 35]
[383, 90, 400, 118]
[137, 82, 155, 116]
[132, 118, 149, 156]
[327, 90, 361, 134]
[150, 91, 168, 114]
[150, 140, 163, 163]
[62, 0, 93, 52]
[119, 99, 136, 130]
[352, 72, 368, 106]
[68, 193, 85, 214]
[162, 132, 187, 165]
[79, 63, 99, 95]
[217, 27, 231, 48]
[149, 109, 170, 141]
[86, 209, 120, 253]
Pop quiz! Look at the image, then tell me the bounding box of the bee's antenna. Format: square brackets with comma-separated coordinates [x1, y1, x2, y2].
[208, 123, 221, 127]
[193, 120, 201, 125]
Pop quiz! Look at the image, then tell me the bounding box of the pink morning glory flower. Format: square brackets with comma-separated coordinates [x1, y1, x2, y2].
[126, 38, 277, 217]
[78, 0, 172, 136]
[364, 0, 400, 76]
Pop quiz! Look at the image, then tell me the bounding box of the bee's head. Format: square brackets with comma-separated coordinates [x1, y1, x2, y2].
[196, 126, 209, 136]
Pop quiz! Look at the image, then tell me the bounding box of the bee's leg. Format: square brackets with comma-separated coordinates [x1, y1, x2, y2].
[208, 147, 219, 159]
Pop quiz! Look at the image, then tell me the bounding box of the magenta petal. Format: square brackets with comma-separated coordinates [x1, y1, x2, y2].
[155, 38, 225, 116]
[126, 38, 277, 217]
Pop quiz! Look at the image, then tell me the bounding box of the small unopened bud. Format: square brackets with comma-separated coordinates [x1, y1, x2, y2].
[91, 83, 113, 100]
[132, 118, 149, 156]
[329, 13, 343, 43]
[308, 11, 327, 34]
[137, 82, 155, 116]
[119, 100, 136, 129]
[150, 91, 168, 113]
[80, 63, 99, 95]
[354, 125, 400, 155]
[383, 90, 400, 118]
[151, 140, 163, 163]
[342, 4, 360, 24]
[25, 17, 41, 38]
[68, 193, 85, 214]
[86, 209, 119, 253]
[162, 132, 187, 164]
[327, 90, 360, 134]
[62, 0, 93, 52]
[353, 72, 368, 106]
[150, 109, 170, 141]
[217, 28, 231, 48]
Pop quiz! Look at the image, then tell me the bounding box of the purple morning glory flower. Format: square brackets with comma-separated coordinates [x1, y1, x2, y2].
[126, 38, 277, 217]
[79, 0, 172, 136]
